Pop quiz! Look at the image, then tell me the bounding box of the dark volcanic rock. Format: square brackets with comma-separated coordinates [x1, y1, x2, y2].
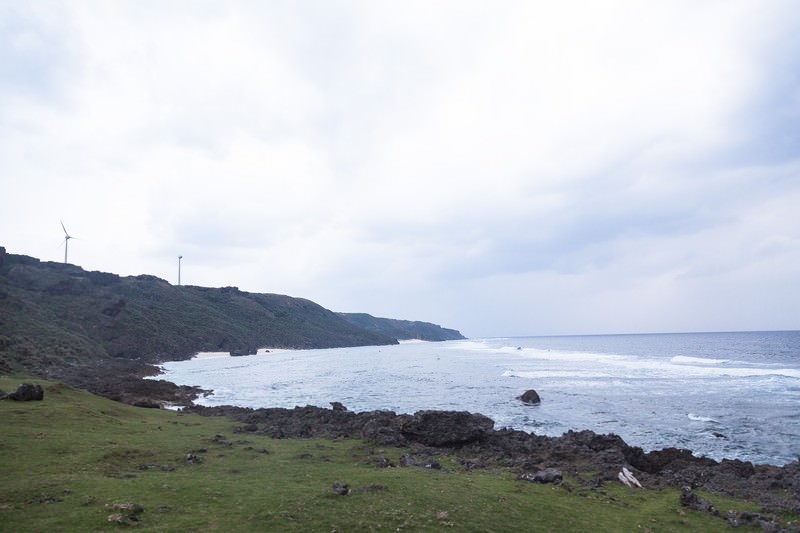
[680, 486, 719, 515]
[9, 383, 44, 401]
[518, 389, 541, 404]
[229, 347, 257, 357]
[181, 403, 800, 514]
[520, 468, 563, 484]
[45, 358, 207, 407]
[332, 481, 350, 495]
[400, 410, 494, 447]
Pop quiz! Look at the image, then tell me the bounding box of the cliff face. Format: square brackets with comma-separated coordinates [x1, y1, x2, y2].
[0, 249, 397, 374]
[338, 313, 466, 342]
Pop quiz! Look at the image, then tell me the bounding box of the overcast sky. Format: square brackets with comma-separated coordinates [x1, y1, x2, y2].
[2, 1, 799, 337]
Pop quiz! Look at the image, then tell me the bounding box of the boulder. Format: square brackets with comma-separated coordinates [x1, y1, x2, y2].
[518, 389, 541, 404]
[0, 389, 7, 400]
[401, 410, 494, 447]
[9, 383, 44, 401]
[229, 347, 257, 357]
[519, 468, 563, 484]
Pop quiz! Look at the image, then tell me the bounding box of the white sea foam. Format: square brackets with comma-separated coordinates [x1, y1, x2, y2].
[688, 413, 719, 423]
[193, 351, 230, 359]
[502, 370, 612, 379]
[671, 356, 729, 365]
[516, 349, 630, 363]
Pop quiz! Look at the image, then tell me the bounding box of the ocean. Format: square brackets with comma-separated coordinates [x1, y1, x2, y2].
[157, 331, 800, 466]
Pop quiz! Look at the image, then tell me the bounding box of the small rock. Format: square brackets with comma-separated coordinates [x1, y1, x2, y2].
[105, 502, 144, 524]
[330, 401, 348, 411]
[184, 453, 202, 464]
[520, 468, 562, 484]
[679, 486, 718, 516]
[372, 457, 392, 468]
[399, 453, 416, 467]
[332, 481, 350, 495]
[105, 502, 144, 515]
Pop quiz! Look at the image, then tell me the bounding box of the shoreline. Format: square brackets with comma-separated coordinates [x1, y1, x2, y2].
[193, 347, 298, 360]
[157, 339, 799, 468]
[25, 355, 800, 513]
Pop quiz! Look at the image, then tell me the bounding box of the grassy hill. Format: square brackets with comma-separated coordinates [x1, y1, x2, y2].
[0, 248, 397, 375]
[0, 375, 766, 532]
[338, 313, 466, 341]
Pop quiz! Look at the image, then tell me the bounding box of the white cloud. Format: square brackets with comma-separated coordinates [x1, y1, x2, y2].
[1, 1, 799, 336]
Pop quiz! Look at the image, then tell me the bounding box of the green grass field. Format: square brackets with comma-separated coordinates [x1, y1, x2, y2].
[0, 376, 769, 532]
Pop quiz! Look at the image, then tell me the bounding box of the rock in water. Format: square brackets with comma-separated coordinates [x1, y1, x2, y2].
[9, 383, 44, 401]
[518, 389, 541, 405]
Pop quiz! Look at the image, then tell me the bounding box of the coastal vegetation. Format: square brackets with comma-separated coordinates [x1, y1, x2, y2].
[339, 312, 465, 342]
[0, 249, 387, 372]
[0, 248, 462, 376]
[0, 376, 773, 532]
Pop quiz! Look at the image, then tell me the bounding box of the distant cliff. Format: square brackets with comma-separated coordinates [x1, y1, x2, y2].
[0, 248, 401, 374]
[338, 312, 466, 342]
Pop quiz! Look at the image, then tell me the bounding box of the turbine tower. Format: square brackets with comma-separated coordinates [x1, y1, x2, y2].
[178, 255, 183, 286]
[61, 221, 72, 264]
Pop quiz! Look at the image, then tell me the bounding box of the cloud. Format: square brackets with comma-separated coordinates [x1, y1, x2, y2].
[1, 1, 799, 337]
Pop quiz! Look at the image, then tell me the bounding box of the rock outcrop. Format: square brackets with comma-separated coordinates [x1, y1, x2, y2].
[9, 383, 44, 401]
[401, 410, 494, 447]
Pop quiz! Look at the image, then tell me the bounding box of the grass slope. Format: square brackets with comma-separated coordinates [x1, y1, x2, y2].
[0, 376, 763, 532]
[0, 250, 396, 374]
[338, 313, 466, 342]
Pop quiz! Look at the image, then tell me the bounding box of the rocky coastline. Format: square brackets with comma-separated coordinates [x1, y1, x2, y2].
[182, 402, 800, 517]
[38, 356, 800, 519]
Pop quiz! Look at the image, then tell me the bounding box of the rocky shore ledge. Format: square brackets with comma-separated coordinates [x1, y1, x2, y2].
[182, 403, 800, 516]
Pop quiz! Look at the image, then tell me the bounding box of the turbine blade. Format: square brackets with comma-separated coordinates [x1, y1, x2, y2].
[61, 220, 67, 234]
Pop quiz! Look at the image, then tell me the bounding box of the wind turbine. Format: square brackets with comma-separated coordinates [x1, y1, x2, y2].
[61, 221, 73, 264]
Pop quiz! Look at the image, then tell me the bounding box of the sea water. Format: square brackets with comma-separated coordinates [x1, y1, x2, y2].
[158, 331, 800, 466]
